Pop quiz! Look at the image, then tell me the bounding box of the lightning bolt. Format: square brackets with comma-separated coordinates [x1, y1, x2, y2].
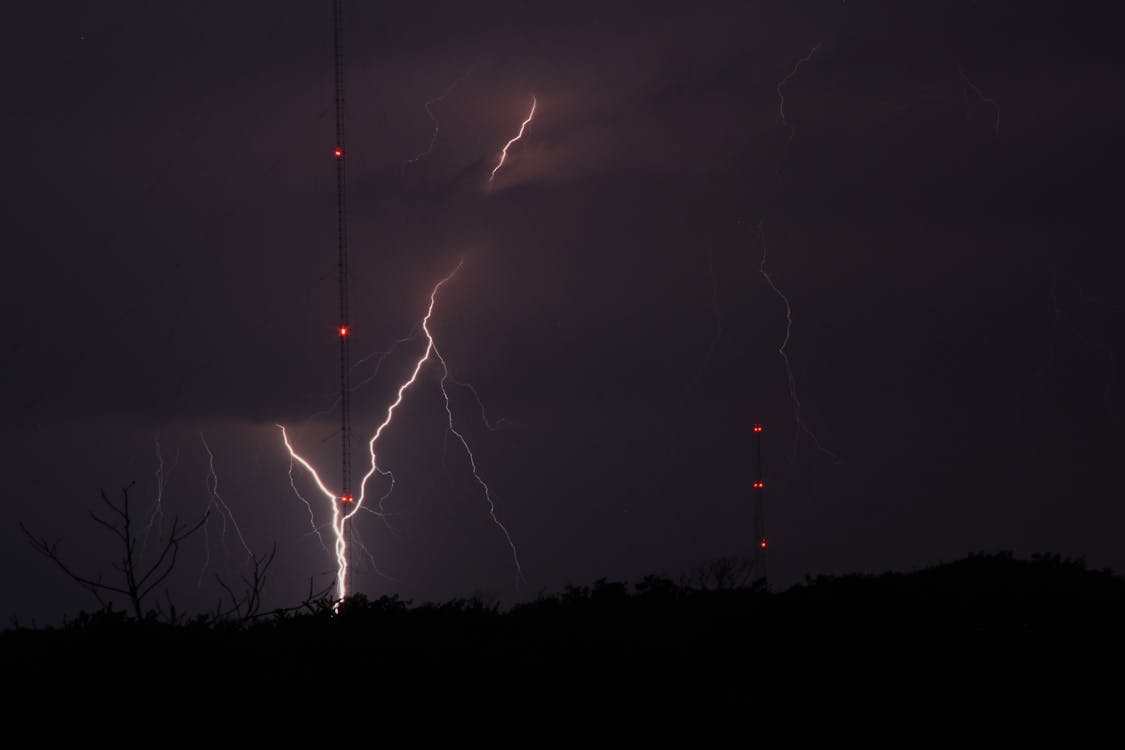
[776, 43, 823, 149]
[285, 445, 329, 551]
[280, 261, 524, 602]
[430, 319, 525, 588]
[402, 68, 473, 172]
[489, 96, 537, 186]
[141, 435, 178, 558]
[757, 223, 840, 465]
[957, 64, 1000, 136]
[198, 432, 253, 584]
[302, 327, 422, 424]
[447, 377, 511, 431]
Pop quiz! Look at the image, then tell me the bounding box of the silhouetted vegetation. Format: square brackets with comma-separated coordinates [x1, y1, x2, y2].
[5, 552, 1125, 710]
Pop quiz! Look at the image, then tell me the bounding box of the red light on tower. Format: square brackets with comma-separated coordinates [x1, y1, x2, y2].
[753, 424, 763, 433]
[339, 325, 349, 337]
[334, 147, 343, 158]
[340, 494, 354, 504]
[760, 538, 768, 550]
[753, 481, 764, 489]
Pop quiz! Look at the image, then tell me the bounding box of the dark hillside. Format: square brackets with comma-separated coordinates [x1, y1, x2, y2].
[5, 553, 1123, 712]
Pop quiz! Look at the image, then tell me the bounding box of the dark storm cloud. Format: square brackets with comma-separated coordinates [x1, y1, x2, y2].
[3, 1, 1124, 622]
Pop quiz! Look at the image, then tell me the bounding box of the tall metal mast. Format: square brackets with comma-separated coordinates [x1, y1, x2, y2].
[752, 423, 767, 582]
[333, 0, 353, 510]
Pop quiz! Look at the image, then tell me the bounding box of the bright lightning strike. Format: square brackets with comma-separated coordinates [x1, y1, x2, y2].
[280, 261, 524, 603]
[489, 96, 537, 186]
[285, 445, 329, 551]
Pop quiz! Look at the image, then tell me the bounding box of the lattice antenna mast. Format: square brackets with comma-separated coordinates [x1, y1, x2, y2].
[333, 0, 354, 510]
[752, 424, 767, 582]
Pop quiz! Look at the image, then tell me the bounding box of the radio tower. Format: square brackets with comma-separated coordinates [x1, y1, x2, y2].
[333, 0, 355, 516]
[752, 423, 767, 583]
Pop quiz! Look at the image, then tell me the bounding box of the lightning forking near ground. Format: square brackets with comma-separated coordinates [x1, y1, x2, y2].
[489, 97, 537, 186]
[279, 261, 524, 602]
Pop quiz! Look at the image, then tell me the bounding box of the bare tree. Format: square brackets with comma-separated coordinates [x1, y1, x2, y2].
[215, 555, 337, 622]
[214, 543, 277, 622]
[20, 481, 207, 620]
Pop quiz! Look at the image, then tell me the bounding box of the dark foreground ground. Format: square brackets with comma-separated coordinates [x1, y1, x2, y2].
[5, 553, 1124, 720]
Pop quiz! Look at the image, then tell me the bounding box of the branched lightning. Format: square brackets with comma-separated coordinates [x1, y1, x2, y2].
[430, 312, 525, 588]
[351, 524, 400, 583]
[198, 433, 253, 584]
[402, 68, 473, 172]
[302, 328, 421, 423]
[280, 261, 523, 602]
[448, 377, 512, 431]
[349, 329, 423, 398]
[489, 97, 537, 186]
[957, 64, 1000, 136]
[286, 447, 329, 551]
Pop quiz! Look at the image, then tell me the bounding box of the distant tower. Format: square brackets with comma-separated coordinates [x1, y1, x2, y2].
[333, 3, 355, 510]
[752, 423, 767, 582]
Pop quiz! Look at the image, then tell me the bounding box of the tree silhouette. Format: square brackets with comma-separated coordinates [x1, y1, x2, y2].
[20, 481, 207, 620]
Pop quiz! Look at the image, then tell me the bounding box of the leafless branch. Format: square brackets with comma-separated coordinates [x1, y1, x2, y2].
[21, 483, 207, 620]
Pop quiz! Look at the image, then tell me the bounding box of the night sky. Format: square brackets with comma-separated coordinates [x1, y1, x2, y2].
[3, 1, 1123, 623]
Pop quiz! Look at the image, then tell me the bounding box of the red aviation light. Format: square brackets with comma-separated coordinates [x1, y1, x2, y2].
[753, 424, 763, 433]
[753, 481, 764, 489]
[339, 326, 349, 337]
[334, 147, 343, 158]
[760, 538, 768, 550]
[340, 494, 354, 504]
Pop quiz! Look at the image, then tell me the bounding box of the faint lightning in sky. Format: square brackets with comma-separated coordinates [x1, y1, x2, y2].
[402, 68, 473, 171]
[303, 327, 422, 424]
[489, 97, 537, 186]
[198, 433, 253, 584]
[349, 329, 423, 397]
[757, 223, 840, 465]
[430, 314, 525, 588]
[280, 261, 523, 602]
[448, 377, 512, 431]
[777, 43, 823, 147]
[351, 525, 399, 583]
[141, 435, 178, 558]
[957, 64, 1000, 136]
